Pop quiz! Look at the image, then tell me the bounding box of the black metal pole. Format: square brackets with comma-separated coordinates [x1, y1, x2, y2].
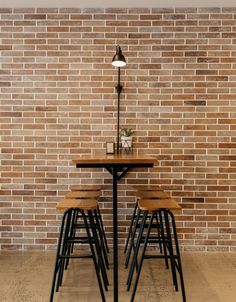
[116, 67, 122, 154]
[112, 166, 118, 301]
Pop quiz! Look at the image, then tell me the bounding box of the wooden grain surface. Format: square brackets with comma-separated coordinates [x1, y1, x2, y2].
[72, 153, 158, 165]
[56, 198, 98, 211]
[138, 199, 181, 211]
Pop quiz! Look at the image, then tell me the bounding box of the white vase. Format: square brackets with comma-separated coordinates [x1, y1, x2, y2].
[121, 136, 133, 148]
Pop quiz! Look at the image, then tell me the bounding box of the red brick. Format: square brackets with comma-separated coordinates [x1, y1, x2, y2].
[0, 8, 236, 252]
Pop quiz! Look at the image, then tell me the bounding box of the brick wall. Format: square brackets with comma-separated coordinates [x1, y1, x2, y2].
[1, 7, 236, 251]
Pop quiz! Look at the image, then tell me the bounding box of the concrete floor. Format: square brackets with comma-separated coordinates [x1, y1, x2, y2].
[0, 251, 236, 302]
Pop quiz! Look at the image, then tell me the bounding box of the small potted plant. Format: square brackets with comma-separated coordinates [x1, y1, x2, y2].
[120, 128, 134, 148]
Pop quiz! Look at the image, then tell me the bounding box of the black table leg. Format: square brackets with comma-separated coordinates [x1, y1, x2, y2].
[112, 166, 118, 302]
[75, 161, 155, 302]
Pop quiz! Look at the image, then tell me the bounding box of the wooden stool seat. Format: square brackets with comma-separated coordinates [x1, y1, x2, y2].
[56, 198, 98, 211]
[138, 198, 181, 211]
[66, 190, 101, 199]
[132, 185, 163, 191]
[137, 190, 170, 199]
[70, 185, 102, 191]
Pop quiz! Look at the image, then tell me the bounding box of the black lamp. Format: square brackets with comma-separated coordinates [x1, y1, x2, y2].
[112, 45, 126, 154]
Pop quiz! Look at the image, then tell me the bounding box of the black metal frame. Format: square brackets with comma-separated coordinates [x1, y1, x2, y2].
[127, 208, 186, 302]
[97, 206, 110, 254]
[124, 201, 138, 254]
[64, 205, 109, 265]
[50, 208, 109, 302]
[75, 162, 154, 302]
[124, 203, 166, 270]
[116, 67, 122, 155]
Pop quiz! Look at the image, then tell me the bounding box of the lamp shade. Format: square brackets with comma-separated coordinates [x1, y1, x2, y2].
[112, 45, 126, 67]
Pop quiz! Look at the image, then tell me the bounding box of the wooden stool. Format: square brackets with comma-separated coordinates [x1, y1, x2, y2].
[66, 189, 109, 255]
[127, 198, 186, 302]
[50, 198, 108, 302]
[125, 189, 169, 267]
[124, 186, 165, 255]
[59, 198, 109, 281]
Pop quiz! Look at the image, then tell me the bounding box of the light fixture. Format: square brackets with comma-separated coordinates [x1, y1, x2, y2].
[112, 45, 126, 67]
[111, 45, 127, 154]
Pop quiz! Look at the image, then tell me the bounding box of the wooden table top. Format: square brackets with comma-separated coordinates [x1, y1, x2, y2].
[72, 153, 158, 165]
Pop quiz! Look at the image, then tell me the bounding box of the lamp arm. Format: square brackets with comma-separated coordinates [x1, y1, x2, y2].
[116, 67, 122, 154]
[116, 66, 123, 93]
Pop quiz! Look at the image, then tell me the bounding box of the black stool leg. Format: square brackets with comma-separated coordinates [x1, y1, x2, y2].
[169, 210, 187, 302]
[86, 211, 109, 291]
[56, 209, 72, 290]
[83, 211, 107, 302]
[65, 209, 78, 270]
[94, 210, 109, 270]
[163, 209, 178, 291]
[130, 212, 154, 302]
[88, 210, 109, 289]
[125, 208, 141, 269]
[50, 210, 69, 302]
[97, 206, 109, 253]
[124, 201, 138, 254]
[154, 212, 163, 254]
[127, 210, 148, 291]
[159, 210, 169, 269]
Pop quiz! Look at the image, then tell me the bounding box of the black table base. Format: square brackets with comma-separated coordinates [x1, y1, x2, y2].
[76, 162, 154, 302]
